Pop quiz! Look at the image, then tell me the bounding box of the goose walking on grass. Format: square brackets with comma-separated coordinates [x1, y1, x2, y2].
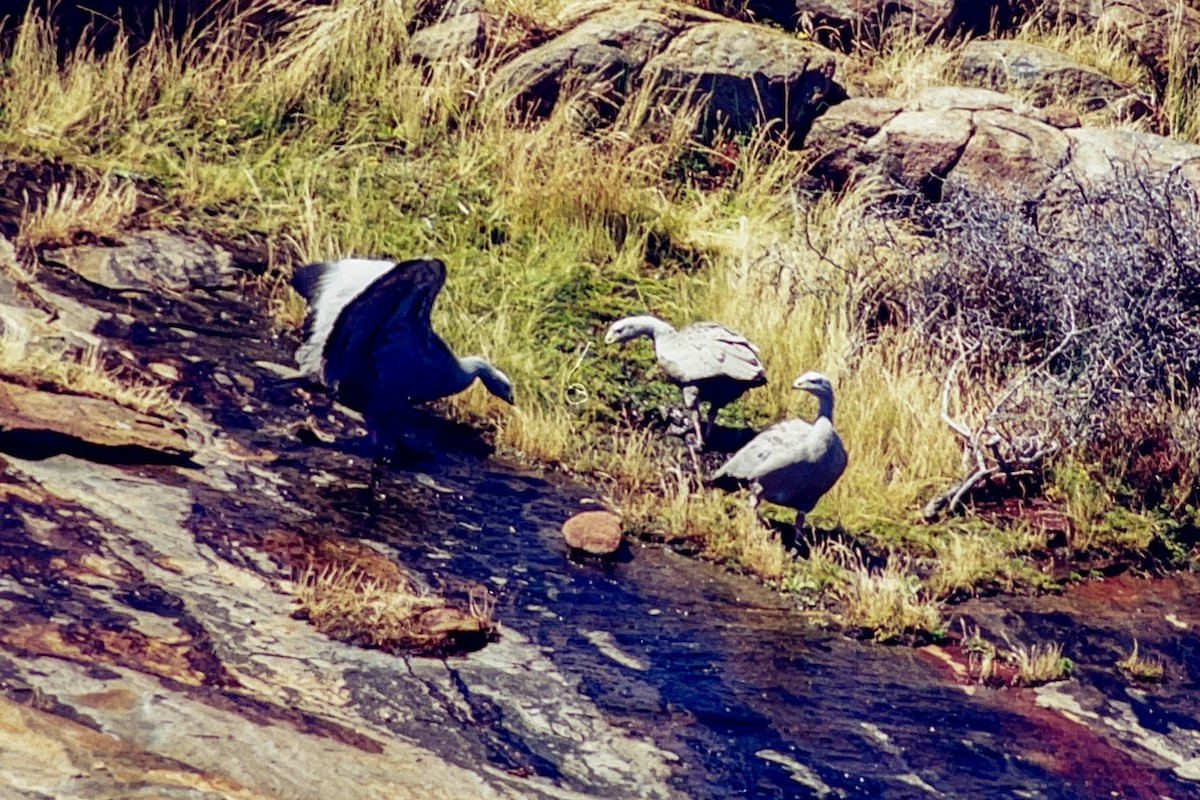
[712, 371, 847, 534]
[292, 257, 514, 454]
[604, 315, 767, 445]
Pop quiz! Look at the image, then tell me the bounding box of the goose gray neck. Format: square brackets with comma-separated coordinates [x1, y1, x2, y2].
[623, 315, 676, 339]
[458, 355, 514, 403]
[811, 390, 835, 424]
[816, 393, 835, 424]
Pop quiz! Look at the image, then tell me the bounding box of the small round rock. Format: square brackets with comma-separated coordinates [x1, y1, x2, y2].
[562, 510, 623, 556]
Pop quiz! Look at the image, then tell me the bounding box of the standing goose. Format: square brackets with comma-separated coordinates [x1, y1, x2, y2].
[604, 315, 767, 444]
[712, 371, 847, 531]
[292, 257, 513, 451]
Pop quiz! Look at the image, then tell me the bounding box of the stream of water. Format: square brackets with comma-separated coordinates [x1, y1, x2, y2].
[298, 431, 1200, 800]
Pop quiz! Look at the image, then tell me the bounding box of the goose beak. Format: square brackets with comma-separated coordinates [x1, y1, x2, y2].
[791, 377, 812, 391]
[604, 328, 618, 345]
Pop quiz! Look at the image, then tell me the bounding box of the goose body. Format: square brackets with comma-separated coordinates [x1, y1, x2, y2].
[605, 315, 766, 440]
[292, 257, 513, 443]
[713, 371, 847, 525]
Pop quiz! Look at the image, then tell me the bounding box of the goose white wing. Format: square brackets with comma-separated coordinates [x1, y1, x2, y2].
[713, 418, 817, 481]
[319, 257, 448, 393]
[293, 258, 397, 379]
[656, 322, 765, 384]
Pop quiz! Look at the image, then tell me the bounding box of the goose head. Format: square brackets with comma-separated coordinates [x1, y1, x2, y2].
[604, 315, 670, 345]
[792, 371, 835, 420]
[461, 356, 515, 405]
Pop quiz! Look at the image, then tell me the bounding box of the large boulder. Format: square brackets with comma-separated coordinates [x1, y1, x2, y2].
[958, 39, 1150, 118]
[803, 85, 1200, 204]
[1033, 0, 1200, 74]
[645, 21, 841, 144]
[409, 12, 500, 65]
[490, 8, 683, 117]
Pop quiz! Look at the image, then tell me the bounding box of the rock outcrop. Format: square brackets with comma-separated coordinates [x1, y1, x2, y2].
[803, 86, 1200, 203]
[490, 7, 686, 117]
[44, 230, 240, 292]
[410, 11, 500, 65]
[957, 39, 1150, 118]
[488, 4, 842, 143]
[646, 21, 840, 144]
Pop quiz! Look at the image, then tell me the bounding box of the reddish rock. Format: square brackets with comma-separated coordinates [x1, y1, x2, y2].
[562, 510, 623, 556]
[0, 379, 190, 458]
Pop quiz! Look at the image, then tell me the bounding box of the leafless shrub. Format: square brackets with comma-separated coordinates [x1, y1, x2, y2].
[892, 168, 1200, 515]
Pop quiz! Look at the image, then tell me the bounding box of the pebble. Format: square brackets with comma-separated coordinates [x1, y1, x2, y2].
[561, 510, 623, 556]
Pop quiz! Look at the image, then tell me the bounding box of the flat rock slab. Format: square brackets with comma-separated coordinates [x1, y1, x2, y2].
[0, 379, 189, 458]
[44, 230, 238, 292]
[563, 509, 624, 555]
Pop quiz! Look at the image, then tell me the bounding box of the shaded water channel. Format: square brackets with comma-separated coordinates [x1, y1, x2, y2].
[288, 423, 1200, 800]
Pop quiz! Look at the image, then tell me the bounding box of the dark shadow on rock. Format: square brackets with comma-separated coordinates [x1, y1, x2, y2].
[0, 429, 196, 467]
[567, 538, 636, 566]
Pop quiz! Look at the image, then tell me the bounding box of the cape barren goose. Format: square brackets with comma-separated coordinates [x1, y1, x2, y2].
[712, 371, 847, 531]
[604, 315, 767, 443]
[292, 257, 513, 450]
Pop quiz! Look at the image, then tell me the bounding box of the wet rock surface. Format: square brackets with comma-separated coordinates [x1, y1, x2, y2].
[1, 238, 1199, 799]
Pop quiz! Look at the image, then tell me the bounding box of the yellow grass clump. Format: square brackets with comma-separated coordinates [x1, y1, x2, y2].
[0, 321, 178, 417]
[1003, 633, 1074, 686]
[293, 561, 495, 653]
[1115, 639, 1166, 683]
[17, 177, 138, 249]
[837, 554, 943, 642]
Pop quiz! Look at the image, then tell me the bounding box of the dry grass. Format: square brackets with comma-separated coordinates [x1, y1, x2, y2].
[0, 321, 178, 417]
[16, 177, 139, 249]
[293, 560, 494, 652]
[1162, 2, 1200, 144]
[1115, 639, 1166, 683]
[837, 553, 943, 642]
[1002, 632, 1074, 686]
[839, 27, 964, 100]
[927, 532, 1016, 598]
[959, 620, 1001, 685]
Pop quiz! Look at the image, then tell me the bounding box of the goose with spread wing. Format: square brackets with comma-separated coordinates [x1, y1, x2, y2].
[604, 315, 766, 443]
[712, 371, 847, 529]
[292, 257, 513, 449]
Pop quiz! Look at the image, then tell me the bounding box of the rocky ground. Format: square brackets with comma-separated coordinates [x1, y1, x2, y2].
[0, 230, 691, 799]
[4, 1, 1200, 797]
[1, 196, 1199, 800]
